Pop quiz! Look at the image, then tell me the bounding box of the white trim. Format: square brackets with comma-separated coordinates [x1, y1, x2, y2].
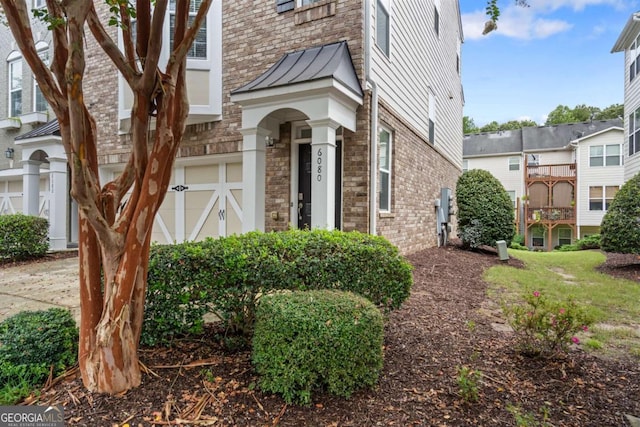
[379, 125, 392, 213]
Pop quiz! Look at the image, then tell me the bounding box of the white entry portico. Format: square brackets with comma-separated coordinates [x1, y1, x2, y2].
[230, 41, 363, 232]
[14, 120, 74, 250]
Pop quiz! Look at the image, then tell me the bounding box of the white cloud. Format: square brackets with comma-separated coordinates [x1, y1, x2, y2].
[461, 0, 632, 40]
[528, 0, 627, 12]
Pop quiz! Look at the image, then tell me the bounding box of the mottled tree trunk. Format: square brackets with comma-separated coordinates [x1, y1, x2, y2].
[0, 0, 211, 394]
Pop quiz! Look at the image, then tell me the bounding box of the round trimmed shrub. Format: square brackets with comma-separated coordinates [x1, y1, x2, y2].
[601, 173, 640, 254]
[251, 290, 384, 405]
[456, 169, 515, 249]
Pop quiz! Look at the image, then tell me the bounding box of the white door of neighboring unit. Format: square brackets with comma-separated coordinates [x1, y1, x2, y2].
[151, 161, 243, 244]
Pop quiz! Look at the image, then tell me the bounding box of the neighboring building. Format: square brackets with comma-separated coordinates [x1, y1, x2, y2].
[463, 119, 624, 250]
[0, 0, 464, 254]
[612, 12, 640, 181]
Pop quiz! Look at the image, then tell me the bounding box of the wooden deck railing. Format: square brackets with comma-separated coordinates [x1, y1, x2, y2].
[526, 163, 576, 179]
[527, 207, 575, 222]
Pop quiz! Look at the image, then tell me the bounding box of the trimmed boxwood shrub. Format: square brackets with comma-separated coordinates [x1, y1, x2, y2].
[0, 308, 78, 404]
[456, 169, 515, 249]
[0, 214, 49, 261]
[251, 290, 384, 405]
[143, 229, 412, 346]
[143, 242, 217, 346]
[601, 173, 640, 254]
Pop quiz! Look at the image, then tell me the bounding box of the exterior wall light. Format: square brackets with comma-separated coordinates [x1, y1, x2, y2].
[5, 147, 14, 159]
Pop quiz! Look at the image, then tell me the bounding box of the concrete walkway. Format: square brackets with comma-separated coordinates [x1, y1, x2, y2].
[0, 256, 80, 324]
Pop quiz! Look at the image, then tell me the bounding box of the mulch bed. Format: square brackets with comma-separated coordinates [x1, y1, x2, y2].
[31, 243, 640, 426]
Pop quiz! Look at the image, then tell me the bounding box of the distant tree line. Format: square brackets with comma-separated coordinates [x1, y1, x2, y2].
[464, 103, 624, 134]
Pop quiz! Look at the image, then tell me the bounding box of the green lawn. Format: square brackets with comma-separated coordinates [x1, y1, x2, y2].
[484, 249, 640, 359]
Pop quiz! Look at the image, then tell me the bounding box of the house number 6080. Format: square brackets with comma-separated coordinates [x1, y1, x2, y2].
[316, 148, 323, 181]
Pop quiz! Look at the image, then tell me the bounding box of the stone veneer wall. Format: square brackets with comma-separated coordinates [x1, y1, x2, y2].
[376, 101, 460, 255]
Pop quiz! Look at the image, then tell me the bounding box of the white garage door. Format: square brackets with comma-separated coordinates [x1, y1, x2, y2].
[151, 161, 243, 244]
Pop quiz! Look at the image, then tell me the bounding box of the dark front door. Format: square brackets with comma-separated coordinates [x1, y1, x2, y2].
[297, 141, 342, 230]
[298, 143, 312, 229]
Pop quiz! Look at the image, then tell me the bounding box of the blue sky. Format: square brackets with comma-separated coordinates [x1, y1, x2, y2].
[459, 0, 638, 127]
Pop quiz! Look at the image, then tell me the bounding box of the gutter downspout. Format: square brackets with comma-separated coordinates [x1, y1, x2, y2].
[365, 0, 378, 235]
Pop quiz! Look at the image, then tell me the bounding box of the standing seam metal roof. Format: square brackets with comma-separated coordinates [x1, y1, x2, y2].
[231, 40, 363, 98]
[14, 118, 60, 140]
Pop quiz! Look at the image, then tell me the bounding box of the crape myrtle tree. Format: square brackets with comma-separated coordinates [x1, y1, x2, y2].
[0, 0, 212, 393]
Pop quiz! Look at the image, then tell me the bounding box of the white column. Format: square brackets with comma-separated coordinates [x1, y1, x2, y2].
[22, 160, 40, 216]
[240, 127, 268, 233]
[47, 157, 68, 250]
[308, 119, 339, 230]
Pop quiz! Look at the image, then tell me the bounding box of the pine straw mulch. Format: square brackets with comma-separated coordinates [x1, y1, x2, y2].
[30, 243, 640, 426]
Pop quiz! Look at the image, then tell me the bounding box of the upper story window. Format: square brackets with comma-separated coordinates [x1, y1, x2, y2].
[7, 51, 22, 117]
[379, 126, 393, 212]
[376, 0, 390, 57]
[630, 107, 640, 157]
[169, 0, 207, 59]
[34, 42, 49, 112]
[508, 156, 520, 171]
[589, 144, 621, 167]
[630, 35, 640, 83]
[527, 153, 540, 166]
[300, 0, 321, 5]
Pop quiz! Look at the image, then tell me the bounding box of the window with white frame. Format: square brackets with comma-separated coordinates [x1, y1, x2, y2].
[631, 35, 640, 83]
[629, 107, 640, 156]
[379, 127, 392, 212]
[428, 91, 436, 145]
[33, 0, 45, 8]
[169, 0, 207, 59]
[527, 153, 539, 166]
[532, 227, 544, 248]
[589, 185, 619, 211]
[376, 0, 390, 57]
[299, 0, 321, 5]
[33, 43, 49, 112]
[507, 191, 516, 209]
[462, 159, 468, 172]
[8, 53, 22, 117]
[589, 144, 621, 167]
[508, 156, 520, 171]
[558, 228, 572, 246]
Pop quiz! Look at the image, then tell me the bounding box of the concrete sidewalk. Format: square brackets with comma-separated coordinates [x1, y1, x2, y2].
[0, 256, 80, 324]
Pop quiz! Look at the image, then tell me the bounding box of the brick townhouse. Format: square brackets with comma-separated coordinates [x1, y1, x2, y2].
[0, 0, 464, 254]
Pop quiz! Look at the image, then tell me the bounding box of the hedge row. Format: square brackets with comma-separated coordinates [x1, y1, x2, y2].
[143, 229, 413, 346]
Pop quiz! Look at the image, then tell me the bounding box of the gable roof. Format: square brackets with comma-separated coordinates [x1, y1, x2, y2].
[463, 119, 623, 158]
[612, 12, 640, 53]
[231, 40, 363, 98]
